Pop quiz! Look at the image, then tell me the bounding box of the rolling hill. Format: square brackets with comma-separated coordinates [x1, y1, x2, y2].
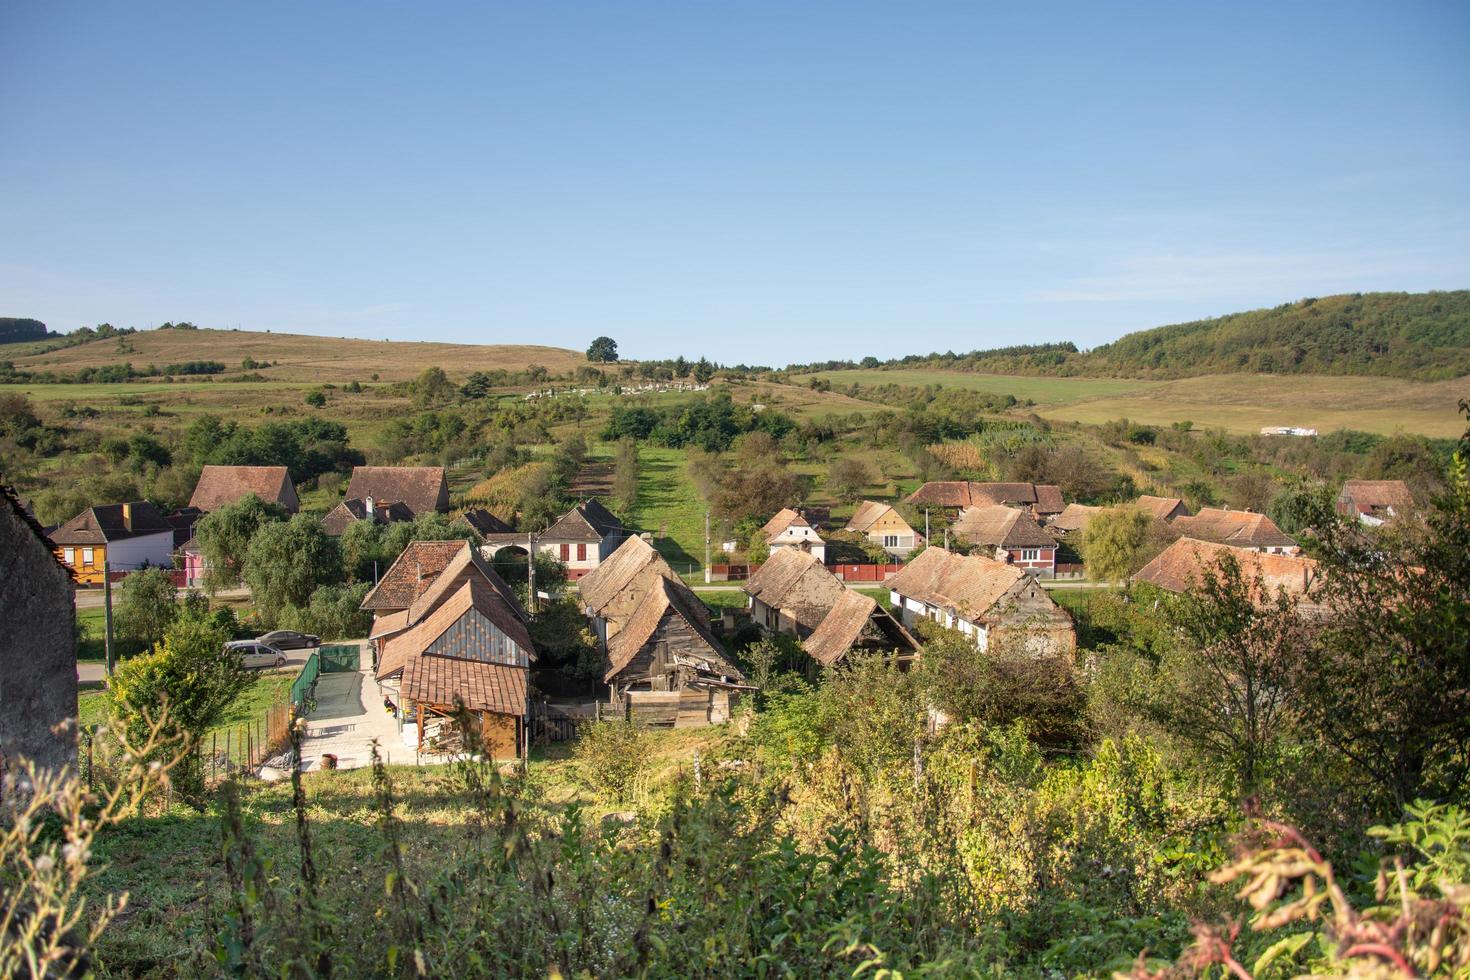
[3, 327, 587, 382]
[802, 290, 1470, 381]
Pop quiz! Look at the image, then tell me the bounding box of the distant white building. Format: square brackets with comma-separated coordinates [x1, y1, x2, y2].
[760, 508, 826, 563]
[1260, 426, 1318, 437]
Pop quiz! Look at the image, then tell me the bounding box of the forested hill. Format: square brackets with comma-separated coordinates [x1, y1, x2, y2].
[1093, 290, 1470, 379]
[789, 291, 1470, 381]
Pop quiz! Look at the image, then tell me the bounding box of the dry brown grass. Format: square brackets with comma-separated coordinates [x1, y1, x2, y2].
[12, 328, 586, 382]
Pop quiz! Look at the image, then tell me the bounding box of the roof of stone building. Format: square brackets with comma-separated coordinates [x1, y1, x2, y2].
[886, 547, 1028, 623]
[1173, 508, 1297, 550]
[345, 466, 449, 517]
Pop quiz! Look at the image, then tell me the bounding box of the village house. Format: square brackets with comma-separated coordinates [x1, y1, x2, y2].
[887, 547, 1076, 657]
[844, 500, 922, 557]
[1336, 480, 1414, 526]
[905, 481, 1065, 519]
[577, 535, 680, 647]
[1136, 494, 1192, 522]
[374, 577, 536, 759]
[1, 485, 77, 778]
[320, 496, 415, 536]
[50, 501, 175, 585]
[535, 499, 625, 579]
[742, 546, 848, 636]
[366, 541, 528, 661]
[760, 507, 827, 562]
[950, 504, 1060, 576]
[345, 466, 450, 518]
[801, 589, 921, 670]
[1173, 507, 1299, 554]
[603, 575, 750, 727]
[1048, 503, 1102, 536]
[189, 464, 299, 513]
[1133, 537, 1323, 615]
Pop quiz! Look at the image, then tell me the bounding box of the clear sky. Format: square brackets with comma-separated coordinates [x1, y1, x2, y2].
[2, 1, 1466, 363]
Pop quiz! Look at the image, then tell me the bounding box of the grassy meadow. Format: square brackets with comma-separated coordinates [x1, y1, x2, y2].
[8, 327, 586, 382]
[798, 367, 1468, 438]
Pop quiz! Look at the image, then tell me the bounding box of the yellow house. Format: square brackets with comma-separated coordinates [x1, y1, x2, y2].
[50, 501, 176, 586]
[845, 501, 923, 558]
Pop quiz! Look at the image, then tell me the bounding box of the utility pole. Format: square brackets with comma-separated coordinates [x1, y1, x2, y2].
[526, 532, 537, 615]
[925, 508, 930, 544]
[102, 556, 115, 677]
[704, 510, 711, 584]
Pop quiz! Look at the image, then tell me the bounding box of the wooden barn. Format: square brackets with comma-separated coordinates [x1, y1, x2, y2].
[604, 576, 752, 727]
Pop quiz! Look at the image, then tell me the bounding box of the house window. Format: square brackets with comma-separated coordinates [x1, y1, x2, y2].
[83, 547, 95, 566]
[1021, 549, 1040, 561]
[576, 542, 587, 562]
[64, 548, 75, 565]
[882, 534, 900, 548]
[559, 543, 570, 561]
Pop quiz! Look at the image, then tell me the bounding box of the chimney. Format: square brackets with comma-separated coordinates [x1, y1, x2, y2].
[122, 502, 132, 530]
[366, 495, 376, 517]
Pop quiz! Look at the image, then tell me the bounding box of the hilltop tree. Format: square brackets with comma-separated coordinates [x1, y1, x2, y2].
[692, 357, 715, 384]
[412, 366, 455, 408]
[586, 336, 619, 363]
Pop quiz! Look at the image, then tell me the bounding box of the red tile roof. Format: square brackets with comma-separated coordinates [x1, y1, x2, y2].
[401, 656, 528, 717]
[1137, 495, 1190, 521]
[1173, 508, 1297, 550]
[1049, 503, 1102, 533]
[1339, 480, 1414, 515]
[952, 505, 1058, 550]
[886, 547, 1027, 623]
[1134, 538, 1320, 607]
[189, 465, 298, 513]
[905, 482, 1062, 513]
[360, 540, 472, 611]
[346, 466, 449, 517]
[377, 578, 534, 683]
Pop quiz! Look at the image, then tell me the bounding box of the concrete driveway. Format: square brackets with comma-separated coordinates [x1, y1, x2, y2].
[296, 664, 450, 772]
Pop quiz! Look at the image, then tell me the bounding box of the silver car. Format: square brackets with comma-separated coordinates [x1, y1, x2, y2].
[225, 639, 287, 669]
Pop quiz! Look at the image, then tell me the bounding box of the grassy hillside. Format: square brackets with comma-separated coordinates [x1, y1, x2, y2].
[795, 290, 1470, 381]
[1093, 291, 1470, 380]
[805, 368, 1468, 438]
[6, 326, 586, 382]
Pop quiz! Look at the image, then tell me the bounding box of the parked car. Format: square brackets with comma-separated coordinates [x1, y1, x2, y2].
[225, 639, 287, 669]
[255, 629, 320, 650]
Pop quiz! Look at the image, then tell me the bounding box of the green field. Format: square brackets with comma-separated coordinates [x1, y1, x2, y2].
[800, 368, 1467, 438]
[803, 369, 1164, 405]
[626, 445, 707, 573]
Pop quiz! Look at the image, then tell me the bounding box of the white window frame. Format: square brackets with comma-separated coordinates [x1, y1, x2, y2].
[64, 547, 75, 565]
[82, 547, 95, 566]
[1021, 548, 1040, 561]
[882, 534, 900, 548]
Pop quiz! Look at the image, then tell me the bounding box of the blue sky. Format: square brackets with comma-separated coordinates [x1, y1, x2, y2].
[2, 1, 1466, 363]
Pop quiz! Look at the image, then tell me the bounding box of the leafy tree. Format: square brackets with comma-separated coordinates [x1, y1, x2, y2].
[826, 457, 872, 503]
[194, 493, 287, 592]
[612, 436, 639, 513]
[915, 633, 1087, 749]
[1080, 505, 1153, 584]
[1137, 553, 1311, 792]
[1290, 406, 1470, 808]
[109, 602, 247, 791]
[243, 514, 343, 625]
[113, 568, 179, 653]
[715, 461, 806, 523]
[412, 366, 455, 408]
[281, 582, 373, 640]
[692, 357, 715, 384]
[586, 336, 619, 363]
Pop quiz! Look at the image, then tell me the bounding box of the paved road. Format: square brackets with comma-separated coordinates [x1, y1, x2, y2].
[75, 586, 251, 610]
[79, 641, 317, 687]
[295, 665, 452, 772]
